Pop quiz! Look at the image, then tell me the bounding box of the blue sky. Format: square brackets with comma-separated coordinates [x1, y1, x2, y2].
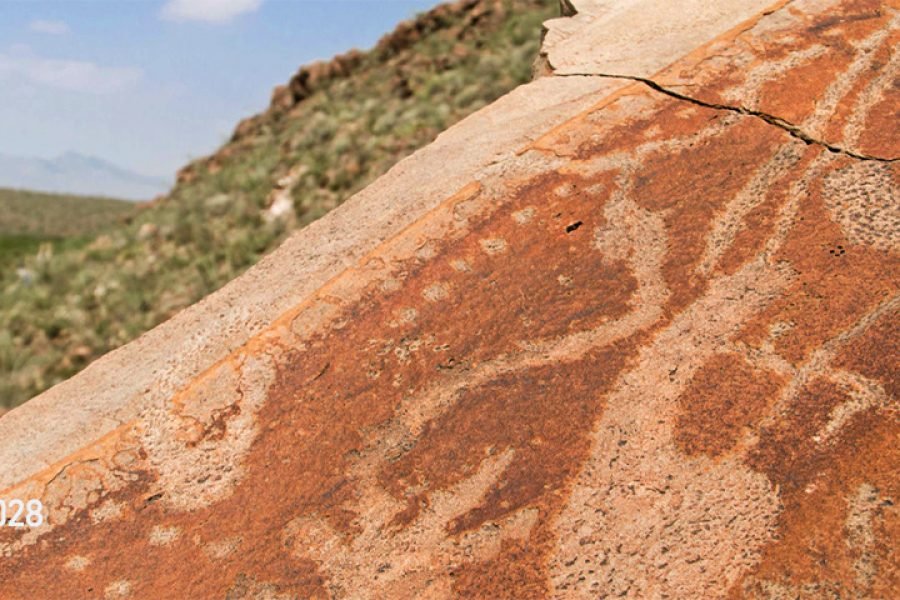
[0, 0, 440, 180]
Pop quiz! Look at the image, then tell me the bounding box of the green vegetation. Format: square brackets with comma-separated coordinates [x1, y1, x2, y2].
[0, 0, 556, 407]
[0, 188, 135, 273]
[0, 188, 135, 237]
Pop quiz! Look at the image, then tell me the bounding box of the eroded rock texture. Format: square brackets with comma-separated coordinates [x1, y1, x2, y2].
[0, 0, 897, 598]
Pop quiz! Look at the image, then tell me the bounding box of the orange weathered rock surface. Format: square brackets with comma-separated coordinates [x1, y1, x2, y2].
[0, 0, 897, 598]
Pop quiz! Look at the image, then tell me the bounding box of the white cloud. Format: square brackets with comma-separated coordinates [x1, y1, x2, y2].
[0, 46, 141, 94]
[29, 19, 70, 35]
[160, 0, 263, 24]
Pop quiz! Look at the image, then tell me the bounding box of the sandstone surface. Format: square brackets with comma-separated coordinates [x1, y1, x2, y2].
[0, 0, 897, 598]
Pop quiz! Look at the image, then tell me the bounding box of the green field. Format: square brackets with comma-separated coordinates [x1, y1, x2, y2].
[0, 0, 556, 407]
[0, 234, 51, 268]
[0, 189, 135, 273]
[0, 188, 135, 237]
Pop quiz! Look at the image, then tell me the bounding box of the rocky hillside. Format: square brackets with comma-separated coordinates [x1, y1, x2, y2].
[0, 0, 556, 406]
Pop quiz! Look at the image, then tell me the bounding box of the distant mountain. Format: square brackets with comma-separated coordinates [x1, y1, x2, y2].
[0, 151, 170, 201]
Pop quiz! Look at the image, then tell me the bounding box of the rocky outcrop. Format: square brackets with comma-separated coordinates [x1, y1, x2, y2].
[176, 0, 517, 187]
[0, 0, 897, 598]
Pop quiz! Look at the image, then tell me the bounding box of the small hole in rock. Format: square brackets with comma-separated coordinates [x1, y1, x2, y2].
[566, 221, 583, 233]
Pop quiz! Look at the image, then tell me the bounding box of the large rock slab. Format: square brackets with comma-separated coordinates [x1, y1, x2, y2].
[0, 0, 897, 597]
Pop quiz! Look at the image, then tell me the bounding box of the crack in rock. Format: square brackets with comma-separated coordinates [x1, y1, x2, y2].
[554, 72, 897, 163]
